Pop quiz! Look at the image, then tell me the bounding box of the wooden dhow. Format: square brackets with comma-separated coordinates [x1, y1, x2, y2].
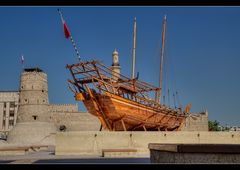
[60, 11, 197, 131]
[66, 59, 186, 131]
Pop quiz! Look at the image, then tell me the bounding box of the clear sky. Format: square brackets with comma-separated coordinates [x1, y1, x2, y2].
[0, 6, 240, 126]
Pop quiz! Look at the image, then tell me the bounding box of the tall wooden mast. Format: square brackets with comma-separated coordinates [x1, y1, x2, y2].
[131, 17, 137, 79]
[158, 15, 167, 104]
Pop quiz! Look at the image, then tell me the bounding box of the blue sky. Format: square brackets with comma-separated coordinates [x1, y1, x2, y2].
[0, 6, 240, 126]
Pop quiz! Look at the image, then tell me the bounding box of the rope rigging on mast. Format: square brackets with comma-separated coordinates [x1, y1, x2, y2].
[157, 14, 184, 111]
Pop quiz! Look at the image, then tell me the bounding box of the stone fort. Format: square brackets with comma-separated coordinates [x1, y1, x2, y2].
[0, 67, 100, 136]
[0, 64, 208, 138]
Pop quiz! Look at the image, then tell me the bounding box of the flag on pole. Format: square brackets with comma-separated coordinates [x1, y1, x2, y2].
[21, 55, 24, 65]
[63, 22, 71, 39]
[58, 9, 81, 61]
[58, 9, 71, 39]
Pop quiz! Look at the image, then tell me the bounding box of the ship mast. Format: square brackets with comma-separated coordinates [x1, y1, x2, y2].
[158, 15, 167, 104]
[131, 17, 137, 79]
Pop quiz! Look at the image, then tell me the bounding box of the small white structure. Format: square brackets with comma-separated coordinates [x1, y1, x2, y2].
[111, 49, 121, 81]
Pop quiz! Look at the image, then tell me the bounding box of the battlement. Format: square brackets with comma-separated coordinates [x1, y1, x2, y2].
[24, 68, 43, 73]
[182, 112, 208, 131]
[49, 104, 78, 113]
[0, 91, 19, 101]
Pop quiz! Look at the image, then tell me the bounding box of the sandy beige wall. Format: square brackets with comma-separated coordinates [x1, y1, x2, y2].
[55, 131, 240, 156]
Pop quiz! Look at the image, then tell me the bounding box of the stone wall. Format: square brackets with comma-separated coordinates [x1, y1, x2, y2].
[50, 112, 101, 131]
[55, 131, 240, 156]
[49, 104, 78, 113]
[182, 112, 208, 131]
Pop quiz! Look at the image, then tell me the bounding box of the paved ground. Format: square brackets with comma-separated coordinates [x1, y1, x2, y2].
[0, 151, 150, 164]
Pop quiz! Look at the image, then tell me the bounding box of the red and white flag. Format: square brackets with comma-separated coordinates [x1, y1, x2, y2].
[58, 9, 71, 39]
[63, 22, 71, 39]
[57, 9, 81, 61]
[21, 55, 24, 65]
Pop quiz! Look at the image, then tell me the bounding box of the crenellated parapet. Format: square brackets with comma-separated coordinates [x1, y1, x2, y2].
[182, 111, 208, 131]
[49, 104, 78, 113]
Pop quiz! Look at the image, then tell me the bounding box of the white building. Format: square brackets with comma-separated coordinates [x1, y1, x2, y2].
[0, 91, 19, 132]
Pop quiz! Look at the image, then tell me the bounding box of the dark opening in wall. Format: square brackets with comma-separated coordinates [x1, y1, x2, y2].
[9, 110, 14, 117]
[32, 115, 38, 120]
[59, 125, 66, 132]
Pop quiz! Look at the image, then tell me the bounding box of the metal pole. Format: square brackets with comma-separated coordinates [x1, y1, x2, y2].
[70, 36, 81, 61]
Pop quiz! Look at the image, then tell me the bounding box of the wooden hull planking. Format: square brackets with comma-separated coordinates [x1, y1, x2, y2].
[83, 92, 185, 131]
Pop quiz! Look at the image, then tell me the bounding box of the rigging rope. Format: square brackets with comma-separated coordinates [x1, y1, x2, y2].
[164, 27, 181, 109]
[146, 15, 183, 109]
[176, 91, 182, 109]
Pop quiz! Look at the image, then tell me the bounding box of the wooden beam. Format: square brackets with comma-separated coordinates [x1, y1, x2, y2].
[84, 84, 112, 131]
[121, 119, 127, 131]
[143, 125, 147, 131]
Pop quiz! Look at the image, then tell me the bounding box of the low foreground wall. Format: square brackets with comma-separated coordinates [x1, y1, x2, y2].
[55, 131, 240, 157]
[148, 144, 240, 163]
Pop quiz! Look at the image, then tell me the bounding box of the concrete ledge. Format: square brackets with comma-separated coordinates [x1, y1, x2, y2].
[102, 148, 137, 152]
[0, 146, 29, 156]
[149, 143, 240, 153]
[102, 148, 137, 158]
[0, 145, 50, 156]
[0, 146, 29, 151]
[149, 143, 240, 163]
[102, 148, 137, 157]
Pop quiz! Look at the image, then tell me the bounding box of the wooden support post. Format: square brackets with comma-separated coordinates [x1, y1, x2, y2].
[143, 125, 147, 131]
[121, 119, 127, 131]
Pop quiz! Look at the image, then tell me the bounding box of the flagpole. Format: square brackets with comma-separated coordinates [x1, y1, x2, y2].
[57, 9, 81, 62]
[69, 35, 81, 61]
[21, 54, 24, 71]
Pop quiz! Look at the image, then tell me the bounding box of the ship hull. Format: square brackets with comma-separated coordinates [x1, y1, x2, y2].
[83, 92, 185, 131]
